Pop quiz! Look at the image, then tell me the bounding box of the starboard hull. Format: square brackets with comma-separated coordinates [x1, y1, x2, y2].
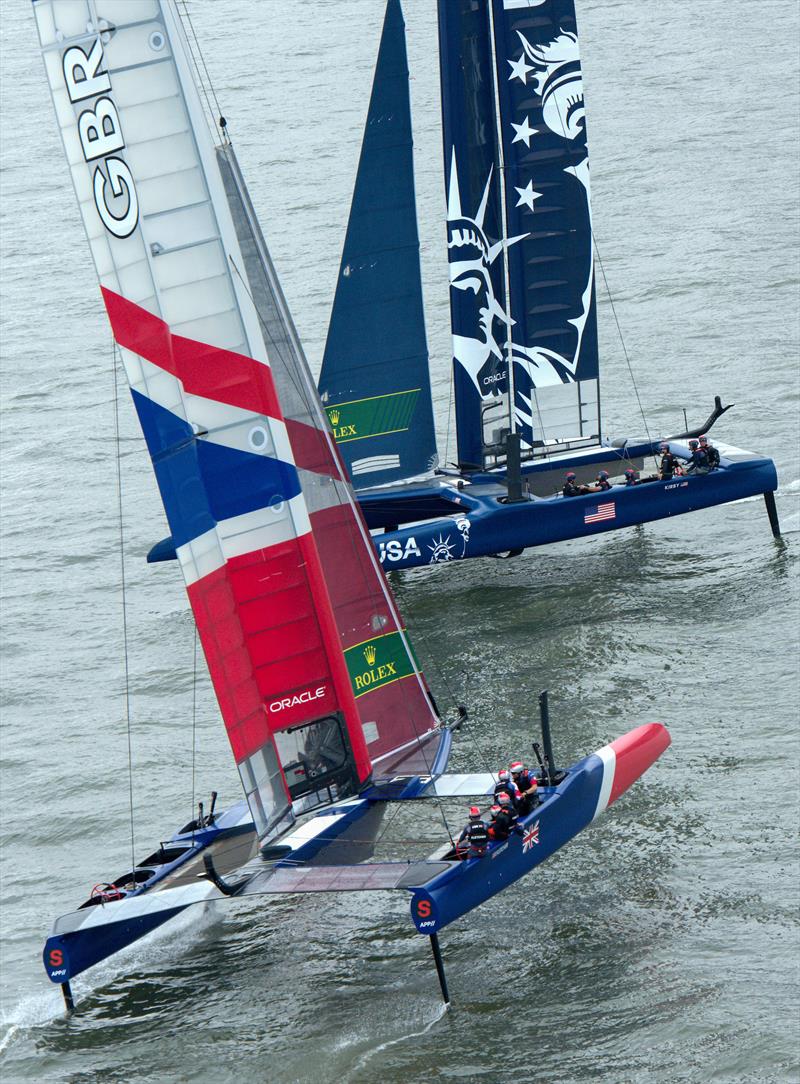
[409, 722, 670, 933]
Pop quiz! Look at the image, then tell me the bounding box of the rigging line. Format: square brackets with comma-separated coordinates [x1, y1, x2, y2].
[178, 0, 228, 139]
[190, 622, 198, 842]
[444, 357, 454, 467]
[176, 0, 229, 144]
[111, 341, 136, 881]
[593, 246, 655, 455]
[545, 58, 655, 457]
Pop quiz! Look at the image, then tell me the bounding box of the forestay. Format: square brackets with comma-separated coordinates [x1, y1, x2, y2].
[438, 0, 601, 464]
[35, 0, 441, 843]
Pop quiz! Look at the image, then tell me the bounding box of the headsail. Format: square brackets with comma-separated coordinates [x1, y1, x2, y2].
[438, 0, 601, 465]
[319, 0, 437, 489]
[35, 0, 441, 843]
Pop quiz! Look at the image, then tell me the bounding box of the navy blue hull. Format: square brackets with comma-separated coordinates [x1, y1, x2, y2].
[373, 453, 777, 571]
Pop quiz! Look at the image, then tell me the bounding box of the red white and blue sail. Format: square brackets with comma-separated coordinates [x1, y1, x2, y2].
[438, 0, 600, 465]
[34, 0, 441, 842]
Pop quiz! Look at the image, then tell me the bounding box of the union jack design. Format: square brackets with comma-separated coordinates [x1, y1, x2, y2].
[522, 821, 540, 852]
[584, 501, 616, 524]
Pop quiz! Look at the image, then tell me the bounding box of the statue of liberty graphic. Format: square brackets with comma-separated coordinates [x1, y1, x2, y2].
[446, 25, 597, 449]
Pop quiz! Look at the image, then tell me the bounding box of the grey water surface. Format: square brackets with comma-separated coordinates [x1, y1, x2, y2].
[1, 2, 798, 1082]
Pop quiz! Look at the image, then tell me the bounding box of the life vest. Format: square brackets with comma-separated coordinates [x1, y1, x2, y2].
[465, 820, 489, 851]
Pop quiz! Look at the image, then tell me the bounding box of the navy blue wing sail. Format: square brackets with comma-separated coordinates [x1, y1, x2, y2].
[438, 0, 601, 465]
[319, 0, 437, 490]
[490, 0, 600, 448]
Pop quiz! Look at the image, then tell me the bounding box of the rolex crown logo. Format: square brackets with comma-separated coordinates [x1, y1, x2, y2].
[329, 409, 340, 425]
[363, 644, 377, 665]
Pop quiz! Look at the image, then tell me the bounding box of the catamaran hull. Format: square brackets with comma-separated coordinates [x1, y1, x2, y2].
[409, 722, 670, 933]
[374, 450, 777, 570]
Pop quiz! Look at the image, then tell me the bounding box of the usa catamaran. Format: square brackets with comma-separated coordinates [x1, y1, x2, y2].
[314, 0, 780, 569]
[35, 0, 669, 1010]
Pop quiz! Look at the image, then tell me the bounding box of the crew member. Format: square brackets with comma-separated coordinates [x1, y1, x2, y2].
[585, 469, 612, 492]
[493, 768, 521, 810]
[684, 438, 710, 475]
[488, 793, 519, 841]
[510, 761, 540, 815]
[623, 468, 640, 486]
[457, 806, 489, 858]
[699, 434, 720, 470]
[562, 471, 586, 498]
[659, 443, 681, 480]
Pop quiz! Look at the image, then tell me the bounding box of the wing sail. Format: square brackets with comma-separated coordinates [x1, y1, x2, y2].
[319, 0, 437, 490]
[438, 0, 601, 461]
[35, 0, 441, 842]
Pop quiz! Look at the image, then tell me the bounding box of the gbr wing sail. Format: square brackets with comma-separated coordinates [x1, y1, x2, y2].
[35, 0, 442, 843]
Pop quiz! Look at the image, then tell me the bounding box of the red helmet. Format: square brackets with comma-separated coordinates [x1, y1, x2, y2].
[597, 470, 609, 480]
[490, 804, 501, 817]
[699, 434, 709, 445]
[497, 792, 511, 806]
[469, 806, 481, 818]
[498, 769, 509, 782]
[566, 472, 576, 481]
[509, 761, 524, 774]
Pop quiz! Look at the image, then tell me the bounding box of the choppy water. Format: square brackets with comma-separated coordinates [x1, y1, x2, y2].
[1, 2, 799, 1082]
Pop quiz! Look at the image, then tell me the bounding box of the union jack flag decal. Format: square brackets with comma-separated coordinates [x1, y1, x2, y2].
[522, 821, 540, 852]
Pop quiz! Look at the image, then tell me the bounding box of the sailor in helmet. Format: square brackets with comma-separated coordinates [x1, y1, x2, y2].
[510, 761, 540, 815]
[488, 794, 519, 841]
[698, 434, 720, 470]
[456, 806, 489, 859]
[585, 469, 612, 493]
[493, 768, 522, 811]
[623, 467, 640, 486]
[658, 442, 680, 480]
[684, 438, 710, 475]
[562, 471, 586, 498]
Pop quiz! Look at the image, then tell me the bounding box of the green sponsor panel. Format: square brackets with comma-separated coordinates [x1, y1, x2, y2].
[326, 389, 420, 444]
[344, 630, 416, 698]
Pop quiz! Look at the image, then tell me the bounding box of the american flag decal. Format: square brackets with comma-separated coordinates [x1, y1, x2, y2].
[522, 821, 540, 852]
[584, 501, 616, 524]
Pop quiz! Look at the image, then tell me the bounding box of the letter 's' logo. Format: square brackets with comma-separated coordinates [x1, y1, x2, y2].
[363, 644, 377, 666]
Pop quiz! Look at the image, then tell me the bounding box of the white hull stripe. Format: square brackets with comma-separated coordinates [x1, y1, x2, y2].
[592, 743, 616, 820]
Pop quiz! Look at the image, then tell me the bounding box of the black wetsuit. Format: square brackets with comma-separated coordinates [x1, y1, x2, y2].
[703, 445, 720, 469]
[594, 478, 612, 491]
[493, 781, 521, 811]
[562, 480, 582, 497]
[659, 452, 680, 479]
[488, 808, 517, 842]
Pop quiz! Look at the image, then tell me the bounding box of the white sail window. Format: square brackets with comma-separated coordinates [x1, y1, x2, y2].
[237, 741, 288, 838]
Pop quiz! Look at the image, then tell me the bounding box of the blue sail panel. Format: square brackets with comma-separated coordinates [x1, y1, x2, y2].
[490, 0, 601, 447]
[438, 0, 510, 468]
[319, 0, 437, 489]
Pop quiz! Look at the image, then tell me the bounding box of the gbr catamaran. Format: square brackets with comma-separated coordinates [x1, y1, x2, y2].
[35, 0, 669, 1009]
[314, 0, 780, 569]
